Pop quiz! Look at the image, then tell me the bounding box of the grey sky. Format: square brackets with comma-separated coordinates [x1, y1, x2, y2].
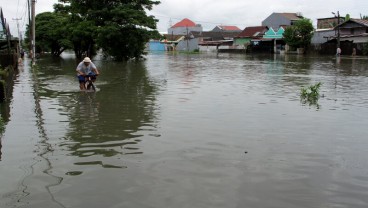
[2, 0, 368, 36]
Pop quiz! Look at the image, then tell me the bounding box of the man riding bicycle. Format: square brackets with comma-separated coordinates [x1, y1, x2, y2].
[76, 57, 100, 90]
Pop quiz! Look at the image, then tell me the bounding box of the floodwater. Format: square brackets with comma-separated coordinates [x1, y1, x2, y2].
[1, 52, 368, 208]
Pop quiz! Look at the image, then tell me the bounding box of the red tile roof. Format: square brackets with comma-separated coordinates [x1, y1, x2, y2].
[171, 18, 196, 28]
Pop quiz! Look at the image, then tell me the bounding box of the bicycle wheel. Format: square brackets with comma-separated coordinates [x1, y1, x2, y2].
[86, 81, 95, 91]
[90, 83, 96, 91]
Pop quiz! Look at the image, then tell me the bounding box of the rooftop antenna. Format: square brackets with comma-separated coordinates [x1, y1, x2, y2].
[169, 18, 172, 28]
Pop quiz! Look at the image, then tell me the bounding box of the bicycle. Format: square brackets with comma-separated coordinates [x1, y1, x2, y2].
[84, 74, 97, 91]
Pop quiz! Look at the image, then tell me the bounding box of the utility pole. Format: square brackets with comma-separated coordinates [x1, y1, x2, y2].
[31, 0, 36, 65]
[186, 26, 189, 52]
[332, 11, 340, 49]
[337, 11, 340, 49]
[12, 17, 22, 47]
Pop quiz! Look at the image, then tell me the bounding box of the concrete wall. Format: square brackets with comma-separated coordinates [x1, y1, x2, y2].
[148, 41, 165, 51]
[199, 45, 218, 52]
[311, 30, 335, 44]
[176, 38, 199, 51]
[234, 38, 251, 47]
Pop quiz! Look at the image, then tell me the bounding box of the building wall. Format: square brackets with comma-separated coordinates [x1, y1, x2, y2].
[234, 38, 251, 47]
[148, 41, 166, 51]
[212, 26, 222, 32]
[199, 45, 218, 52]
[262, 14, 290, 29]
[317, 18, 344, 29]
[168, 26, 203, 35]
[311, 30, 335, 44]
[341, 36, 368, 43]
[176, 38, 199, 51]
[340, 23, 368, 35]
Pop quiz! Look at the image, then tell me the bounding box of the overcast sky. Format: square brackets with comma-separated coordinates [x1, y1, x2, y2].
[2, 0, 368, 36]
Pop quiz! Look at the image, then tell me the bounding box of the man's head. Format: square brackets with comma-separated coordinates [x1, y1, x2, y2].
[83, 57, 91, 66]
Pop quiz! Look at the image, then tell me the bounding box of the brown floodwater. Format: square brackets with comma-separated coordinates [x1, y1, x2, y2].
[1, 52, 368, 208]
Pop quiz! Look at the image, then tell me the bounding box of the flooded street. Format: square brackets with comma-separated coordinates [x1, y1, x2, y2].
[1, 52, 368, 208]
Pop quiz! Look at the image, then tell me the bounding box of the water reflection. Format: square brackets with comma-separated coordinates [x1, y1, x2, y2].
[3, 52, 368, 207]
[35, 58, 161, 168]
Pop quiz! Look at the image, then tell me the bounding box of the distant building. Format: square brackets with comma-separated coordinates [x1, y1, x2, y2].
[311, 29, 335, 44]
[211, 25, 242, 33]
[262, 12, 304, 29]
[339, 18, 368, 36]
[168, 18, 203, 35]
[312, 16, 344, 45]
[317, 17, 345, 29]
[319, 18, 368, 55]
[192, 31, 240, 52]
[234, 26, 268, 48]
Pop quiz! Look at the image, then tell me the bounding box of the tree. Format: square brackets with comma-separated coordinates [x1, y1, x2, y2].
[26, 12, 72, 57]
[283, 18, 314, 51]
[345, 14, 351, 21]
[55, 0, 160, 61]
[68, 20, 98, 59]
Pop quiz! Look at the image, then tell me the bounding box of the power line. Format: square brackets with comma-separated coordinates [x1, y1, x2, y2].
[12, 17, 22, 44]
[151, 13, 245, 27]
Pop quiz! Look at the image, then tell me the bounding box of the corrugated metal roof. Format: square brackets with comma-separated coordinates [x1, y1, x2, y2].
[162, 34, 185, 41]
[351, 18, 368, 27]
[192, 31, 240, 41]
[236, 26, 268, 38]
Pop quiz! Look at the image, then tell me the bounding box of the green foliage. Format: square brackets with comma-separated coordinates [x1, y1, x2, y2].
[0, 116, 5, 134]
[300, 82, 322, 107]
[345, 14, 350, 21]
[362, 15, 368, 20]
[55, 0, 161, 61]
[283, 18, 314, 50]
[68, 20, 98, 59]
[26, 12, 72, 56]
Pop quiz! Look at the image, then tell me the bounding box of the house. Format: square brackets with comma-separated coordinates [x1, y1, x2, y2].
[312, 16, 345, 45]
[263, 27, 285, 39]
[250, 27, 286, 53]
[338, 18, 368, 54]
[258, 12, 304, 53]
[192, 31, 240, 52]
[319, 18, 368, 55]
[262, 12, 304, 29]
[211, 25, 242, 33]
[339, 18, 368, 37]
[311, 28, 336, 44]
[168, 18, 203, 36]
[233, 26, 268, 49]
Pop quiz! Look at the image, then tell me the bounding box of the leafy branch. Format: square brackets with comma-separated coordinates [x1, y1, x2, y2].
[300, 82, 322, 108]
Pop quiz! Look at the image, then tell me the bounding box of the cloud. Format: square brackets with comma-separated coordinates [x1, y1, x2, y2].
[149, 0, 368, 32]
[3, 0, 368, 36]
[1, 0, 58, 35]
